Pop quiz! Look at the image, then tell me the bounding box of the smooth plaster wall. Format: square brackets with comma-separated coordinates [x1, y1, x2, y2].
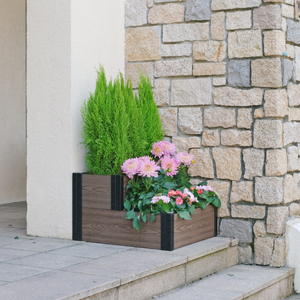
[27, 0, 125, 239]
[0, 0, 26, 205]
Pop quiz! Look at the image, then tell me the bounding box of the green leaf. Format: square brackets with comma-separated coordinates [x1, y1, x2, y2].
[197, 181, 208, 186]
[138, 200, 143, 211]
[125, 210, 136, 220]
[150, 213, 156, 222]
[133, 217, 141, 231]
[188, 205, 195, 215]
[212, 197, 221, 208]
[228, 274, 234, 277]
[162, 182, 176, 190]
[141, 214, 147, 223]
[207, 197, 214, 204]
[178, 211, 192, 220]
[124, 200, 131, 211]
[161, 203, 170, 213]
[198, 202, 207, 210]
[14, 236, 19, 240]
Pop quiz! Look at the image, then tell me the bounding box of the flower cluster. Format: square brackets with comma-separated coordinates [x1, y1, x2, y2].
[122, 141, 195, 179]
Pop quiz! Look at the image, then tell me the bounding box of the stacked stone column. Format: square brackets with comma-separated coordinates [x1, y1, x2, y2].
[125, 0, 300, 266]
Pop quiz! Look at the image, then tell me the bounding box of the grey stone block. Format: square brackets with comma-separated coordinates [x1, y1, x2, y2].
[282, 59, 293, 86]
[287, 19, 300, 45]
[220, 219, 253, 243]
[185, 0, 211, 22]
[228, 60, 250, 87]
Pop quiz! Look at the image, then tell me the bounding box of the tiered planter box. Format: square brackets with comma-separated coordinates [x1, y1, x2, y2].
[72, 173, 217, 251]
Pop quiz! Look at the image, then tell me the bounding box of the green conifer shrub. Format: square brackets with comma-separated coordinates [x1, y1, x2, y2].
[81, 67, 164, 175]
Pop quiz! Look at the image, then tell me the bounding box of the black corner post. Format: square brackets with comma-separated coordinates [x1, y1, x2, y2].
[72, 173, 82, 241]
[111, 175, 124, 211]
[161, 213, 174, 251]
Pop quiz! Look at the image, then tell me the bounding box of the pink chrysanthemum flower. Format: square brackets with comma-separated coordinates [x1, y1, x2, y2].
[175, 197, 183, 206]
[195, 185, 213, 191]
[138, 160, 160, 178]
[151, 142, 164, 158]
[175, 152, 195, 166]
[151, 195, 170, 204]
[160, 141, 176, 156]
[160, 156, 179, 177]
[121, 158, 140, 179]
[139, 156, 151, 163]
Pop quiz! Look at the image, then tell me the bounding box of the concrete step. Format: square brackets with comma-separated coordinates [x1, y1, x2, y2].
[155, 265, 294, 300]
[0, 236, 238, 300]
[286, 295, 300, 300]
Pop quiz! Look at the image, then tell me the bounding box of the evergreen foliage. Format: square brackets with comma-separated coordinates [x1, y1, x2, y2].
[81, 67, 164, 175]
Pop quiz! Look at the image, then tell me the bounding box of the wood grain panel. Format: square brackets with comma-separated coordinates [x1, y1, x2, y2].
[82, 174, 111, 210]
[174, 205, 215, 249]
[82, 209, 161, 249]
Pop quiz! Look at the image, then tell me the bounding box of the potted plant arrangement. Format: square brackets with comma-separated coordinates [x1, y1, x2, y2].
[73, 67, 221, 250]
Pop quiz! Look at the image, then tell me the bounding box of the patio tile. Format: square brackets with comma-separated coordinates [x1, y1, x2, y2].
[63, 248, 187, 284]
[0, 248, 37, 262]
[0, 219, 26, 230]
[48, 242, 133, 259]
[8, 252, 92, 270]
[0, 236, 29, 247]
[0, 270, 120, 300]
[0, 281, 8, 286]
[0, 263, 51, 282]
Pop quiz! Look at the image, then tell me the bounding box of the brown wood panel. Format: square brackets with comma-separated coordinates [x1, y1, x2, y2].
[82, 174, 111, 210]
[82, 209, 161, 249]
[174, 205, 215, 249]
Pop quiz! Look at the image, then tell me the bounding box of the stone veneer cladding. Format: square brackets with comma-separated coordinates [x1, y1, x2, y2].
[125, 0, 300, 267]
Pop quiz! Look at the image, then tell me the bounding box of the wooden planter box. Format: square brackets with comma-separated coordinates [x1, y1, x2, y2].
[72, 173, 217, 251]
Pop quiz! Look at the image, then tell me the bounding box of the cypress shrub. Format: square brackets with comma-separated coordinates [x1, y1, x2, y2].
[81, 67, 164, 175]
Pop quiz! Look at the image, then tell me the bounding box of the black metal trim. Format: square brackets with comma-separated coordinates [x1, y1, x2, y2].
[161, 213, 174, 251]
[72, 173, 82, 241]
[214, 207, 218, 237]
[111, 175, 124, 211]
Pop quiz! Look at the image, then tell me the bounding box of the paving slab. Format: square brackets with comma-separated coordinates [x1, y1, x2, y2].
[0, 219, 26, 230]
[0, 248, 38, 262]
[0, 270, 120, 300]
[287, 295, 300, 299]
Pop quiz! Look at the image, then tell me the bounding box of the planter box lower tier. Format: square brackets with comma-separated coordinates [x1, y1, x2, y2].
[80, 205, 217, 251]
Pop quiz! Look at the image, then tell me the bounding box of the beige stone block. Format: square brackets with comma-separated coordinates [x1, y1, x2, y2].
[193, 63, 226, 76]
[282, 16, 287, 32]
[253, 120, 283, 149]
[207, 180, 231, 218]
[266, 149, 287, 176]
[288, 82, 300, 106]
[148, 4, 184, 24]
[228, 30, 262, 59]
[283, 122, 300, 146]
[238, 246, 252, 264]
[255, 177, 283, 205]
[213, 148, 242, 181]
[251, 58, 282, 88]
[294, 172, 300, 200]
[290, 202, 300, 216]
[253, 5, 282, 30]
[147, 0, 153, 8]
[172, 137, 201, 153]
[226, 11, 252, 30]
[161, 44, 192, 58]
[284, 174, 296, 204]
[211, 12, 225, 40]
[211, 0, 261, 10]
[254, 237, 274, 265]
[270, 238, 286, 267]
[232, 205, 265, 219]
[159, 108, 177, 136]
[125, 0, 147, 27]
[193, 41, 226, 62]
[289, 108, 300, 121]
[171, 78, 212, 106]
[213, 77, 226, 86]
[253, 221, 266, 237]
[221, 130, 252, 147]
[254, 108, 264, 119]
[287, 146, 299, 172]
[155, 58, 192, 77]
[237, 109, 253, 129]
[204, 107, 236, 129]
[202, 130, 220, 147]
[244, 149, 264, 180]
[153, 80, 169, 107]
[214, 87, 263, 107]
[189, 149, 214, 179]
[267, 206, 289, 235]
[295, 46, 300, 82]
[126, 27, 161, 62]
[126, 63, 153, 89]
[230, 181, 253, 204]
[264, 89, 288, 118]
[286, 44, 294, 59]
[264, 30, 286, 56]
[163, 23, 209, 43]
[178, 107, 202, 135]
[282, 3, 294, 19]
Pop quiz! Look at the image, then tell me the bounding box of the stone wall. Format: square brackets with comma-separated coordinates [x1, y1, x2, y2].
[125, 0, 300, 266]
